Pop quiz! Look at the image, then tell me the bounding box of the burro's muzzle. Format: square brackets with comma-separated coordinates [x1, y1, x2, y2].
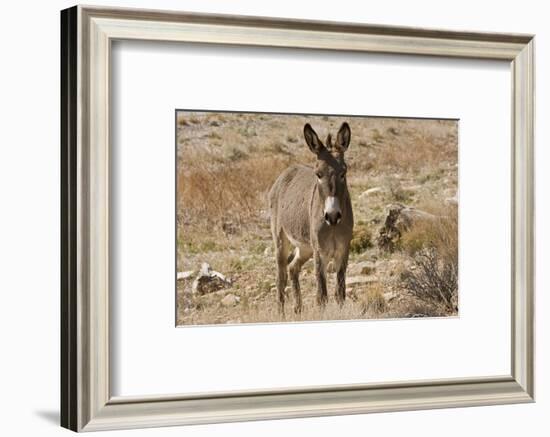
[324, 196, 342, 226]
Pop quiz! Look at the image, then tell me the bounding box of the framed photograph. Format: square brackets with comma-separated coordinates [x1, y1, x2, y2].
[176, 110, 459, 325]
[61, 5, 535, 432]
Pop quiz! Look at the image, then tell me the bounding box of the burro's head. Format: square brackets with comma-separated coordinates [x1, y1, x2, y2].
[303, 122, 351, 226]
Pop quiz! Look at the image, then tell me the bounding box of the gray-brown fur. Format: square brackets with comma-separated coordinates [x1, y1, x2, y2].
[268, 122, 354, 315]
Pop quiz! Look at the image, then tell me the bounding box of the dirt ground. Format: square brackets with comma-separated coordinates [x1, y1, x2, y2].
[176, 111, 458, 326]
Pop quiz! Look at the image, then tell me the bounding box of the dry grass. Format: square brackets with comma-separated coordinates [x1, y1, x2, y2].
[400, 203, 458, 263]
[240, 300, 368, 324]
[368, 121, 457, 172]
[178, 154, 288, 228]
[183, 287, 390, 326]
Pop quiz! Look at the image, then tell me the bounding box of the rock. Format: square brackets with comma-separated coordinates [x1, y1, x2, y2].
[263, 246, 272, 256]
[352, 261, 376, 275]
[192, 262, 232, 295]
[177, 271, 194, 281]
[377, 203, 440, 252]
[346, 276, 378, 287]
[221, 294, 240, 307]
[383, 291, 398, 302]
[359, 187, 383, 198]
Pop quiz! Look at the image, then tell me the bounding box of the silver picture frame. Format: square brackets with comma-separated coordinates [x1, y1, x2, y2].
[61, 5, 535, 432]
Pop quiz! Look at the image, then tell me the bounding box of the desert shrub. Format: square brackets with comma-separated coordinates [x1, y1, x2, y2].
[399, 203, 458, 314]
[350, 224, 373, 253]
[400, 247, 458, 314]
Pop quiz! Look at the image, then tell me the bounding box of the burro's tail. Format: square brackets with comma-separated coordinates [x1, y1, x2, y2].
[267, 172, 284, 233]
[267, 173, 281, 218]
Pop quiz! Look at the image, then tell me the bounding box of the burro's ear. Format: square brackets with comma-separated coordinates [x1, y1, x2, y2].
[303, 123, 325, 155]
[336, 122, 351, 152]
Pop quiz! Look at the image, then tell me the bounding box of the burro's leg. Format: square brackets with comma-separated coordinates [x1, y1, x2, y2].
[314, 252, 328, 307]
[334, 249, 349, 306]
[274, 232, 290, 316]
[288, 246, 313, 314]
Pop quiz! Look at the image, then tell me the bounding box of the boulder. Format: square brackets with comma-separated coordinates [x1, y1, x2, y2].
[377, 203, 439, 252]
[192, 262, 232, 295]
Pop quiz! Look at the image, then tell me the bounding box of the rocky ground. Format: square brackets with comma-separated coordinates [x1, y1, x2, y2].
[176, 112, 458, 325]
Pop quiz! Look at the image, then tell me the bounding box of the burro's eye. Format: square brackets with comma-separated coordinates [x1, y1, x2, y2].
[316, 171, 323, 179]
[340, 170, 346, 180]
